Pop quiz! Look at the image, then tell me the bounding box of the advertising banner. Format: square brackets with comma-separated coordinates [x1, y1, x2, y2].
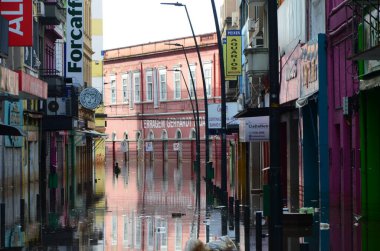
[0, 65, 19, 97]
[66, 0, 84, 87]
[299, 39, 319, 98]
[226, 30, 242, 76]
[239, 116, 269, 142]
[18, 71, 48, 99]
[279, 45, 302, 104]
[223, 38, 237, 81]
[208, 102, 239, 129]
[0, 0, 33, 46]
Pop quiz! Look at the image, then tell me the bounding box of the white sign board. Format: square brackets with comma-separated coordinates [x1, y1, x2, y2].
[145, 142, 153, 152]
[120, 140, 128, 152]
[66, 0, 84, 87]
[239, 116, 269, 142]
[208, 102, 240, 129]
[173, 142, 182, 151]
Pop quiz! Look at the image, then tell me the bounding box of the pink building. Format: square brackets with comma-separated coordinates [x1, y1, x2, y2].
[102, 33, 223, 250]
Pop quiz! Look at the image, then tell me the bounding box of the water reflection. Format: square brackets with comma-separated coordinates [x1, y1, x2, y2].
[35, 141, 225, 250]
[98, 147, 206, 251]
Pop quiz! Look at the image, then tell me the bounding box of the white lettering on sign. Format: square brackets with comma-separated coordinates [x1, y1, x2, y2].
[66, 0, 83, 86]
[143, 116, 205, 129]
[1, 0, 23, 36]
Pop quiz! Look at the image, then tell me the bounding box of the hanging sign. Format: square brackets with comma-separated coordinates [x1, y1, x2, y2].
[226, 30, 242, 76]
[79, 87, 102, 110]
[145, 141, 153, 152]
[66, 0, 84, 87]
[120, 140, 128, 152]
[173, 142, 182, 152]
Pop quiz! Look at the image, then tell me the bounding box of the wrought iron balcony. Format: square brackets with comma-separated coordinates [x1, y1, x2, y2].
[39, 1, 66, 25]
[348, 0, 380, 60]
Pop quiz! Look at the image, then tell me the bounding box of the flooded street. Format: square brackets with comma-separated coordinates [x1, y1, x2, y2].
[40, 144, 228, 251]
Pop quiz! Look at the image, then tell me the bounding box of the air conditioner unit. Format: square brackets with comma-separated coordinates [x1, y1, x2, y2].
[251, 37, 264, 48]
[36, 2, 45, 17]
[231, 11, 239, 27]
[47, 97, 69, 116]
[237, 93, 245, 112]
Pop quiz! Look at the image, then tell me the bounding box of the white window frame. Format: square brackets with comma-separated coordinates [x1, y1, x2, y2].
[159, 69, 167, 101]
[153, 68, 159, 108]
[122, 74, 129, 104]
[146, 70, 153, 102]
[133, 72, 141, 103]
[123, 215, 128, 247]
[159, 219, 168, 251]
[189, 65, 196, 98]
[135, 217, 142, 249]
[204, 63, 212, 97]
[173, 67, 181, 100]
[110, 75, 116, 104]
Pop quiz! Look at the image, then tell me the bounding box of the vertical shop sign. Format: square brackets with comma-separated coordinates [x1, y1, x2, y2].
[66, 0, 83, 87]
[0, 0, 33, 46]
[226, 30, 242, 76]
[223, 38, 237, 81]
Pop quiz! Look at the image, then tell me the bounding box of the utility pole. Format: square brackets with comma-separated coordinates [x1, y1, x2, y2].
[268, 0, 283, 250]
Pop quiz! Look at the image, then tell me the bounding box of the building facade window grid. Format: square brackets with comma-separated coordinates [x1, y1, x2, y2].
[122, 74, 129, 104]
[189, 65, 196, 97]
[146, 70, 153, 101]
[159, 69, 167, 101]
[174, 67, 181, 99]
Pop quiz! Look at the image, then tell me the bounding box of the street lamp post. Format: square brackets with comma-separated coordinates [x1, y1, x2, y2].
[210, 0, 228, 236]
[166, 42, 202, 239]
[161, 2, 211, 241]
[167, 68, 201, 239]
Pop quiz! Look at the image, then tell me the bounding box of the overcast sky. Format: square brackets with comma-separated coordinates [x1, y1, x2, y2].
[103, 0, 223, 50]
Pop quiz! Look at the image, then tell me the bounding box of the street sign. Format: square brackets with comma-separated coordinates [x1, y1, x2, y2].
[173, 142, 182, 151]
[120, 140, 128, 152]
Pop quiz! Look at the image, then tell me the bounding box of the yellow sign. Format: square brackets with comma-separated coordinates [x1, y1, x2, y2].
[226, 30, 242, 76]
[223, 38, 238, 81]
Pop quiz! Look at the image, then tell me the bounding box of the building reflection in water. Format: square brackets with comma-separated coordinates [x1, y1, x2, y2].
[100, 140, 206, 251]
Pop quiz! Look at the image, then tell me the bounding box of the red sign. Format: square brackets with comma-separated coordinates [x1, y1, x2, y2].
[0, 0, 33, 46]
[18, 71, 47, 99]
[0, 65, 18, 96]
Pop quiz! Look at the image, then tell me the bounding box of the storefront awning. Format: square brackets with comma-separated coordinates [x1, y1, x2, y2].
[0, 123, 25, 136]
[83, 130, 108, 138]
[234, 106, 296, 118]
[234, 107, 270, 118]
